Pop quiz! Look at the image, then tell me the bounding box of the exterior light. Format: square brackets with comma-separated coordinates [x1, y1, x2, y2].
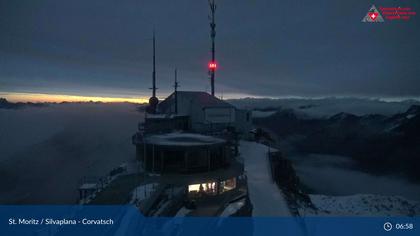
[208, 61, 217, 70]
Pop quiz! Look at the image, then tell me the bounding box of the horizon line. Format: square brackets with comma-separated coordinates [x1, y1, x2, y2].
[1, 91, 420, 104]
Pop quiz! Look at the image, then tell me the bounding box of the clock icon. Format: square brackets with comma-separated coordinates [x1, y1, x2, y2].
[384, 222, 393, 231]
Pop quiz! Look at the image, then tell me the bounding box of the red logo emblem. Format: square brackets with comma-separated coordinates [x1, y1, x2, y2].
[369, 12, 378, 20]
[362, 5, 384, 22]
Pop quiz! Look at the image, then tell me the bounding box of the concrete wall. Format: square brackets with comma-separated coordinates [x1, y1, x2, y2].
[234, 109, 252, 135]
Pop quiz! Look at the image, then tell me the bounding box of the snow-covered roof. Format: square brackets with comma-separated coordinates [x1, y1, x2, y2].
[144, 132, 225, 146]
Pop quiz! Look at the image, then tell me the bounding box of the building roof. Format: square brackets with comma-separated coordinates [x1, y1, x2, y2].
[159, 91, 234, 111]
[144, 132, 225, 146]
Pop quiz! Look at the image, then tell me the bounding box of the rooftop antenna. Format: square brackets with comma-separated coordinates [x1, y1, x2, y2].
[147, 30, 159, 113]
[173, 68, 180, 114]
[208, 0, 217, 97]
[151, 30, 157, 97]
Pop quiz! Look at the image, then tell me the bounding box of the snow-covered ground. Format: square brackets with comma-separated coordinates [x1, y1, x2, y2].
[310, 194, 420, 216]
[130, 183, 159, 204]
[240, 141, 420, 217]
[175, 207, 192, 217]
[220, 198, 246, 216]
[240, 140, 291, 216]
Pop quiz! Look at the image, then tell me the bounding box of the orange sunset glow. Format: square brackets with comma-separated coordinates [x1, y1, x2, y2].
[0, 92, 150, 104]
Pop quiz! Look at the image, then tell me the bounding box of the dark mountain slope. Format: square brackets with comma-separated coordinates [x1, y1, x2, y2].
[254, 105, 420, 182]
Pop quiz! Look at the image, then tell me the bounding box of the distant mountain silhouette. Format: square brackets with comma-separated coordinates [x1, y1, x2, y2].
[0, 98, 48, 109]
[254, 105, 420, 182]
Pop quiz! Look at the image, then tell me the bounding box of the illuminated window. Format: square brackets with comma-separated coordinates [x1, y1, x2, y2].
[188, 182, 217, 195]
[220, 177, 236, 193]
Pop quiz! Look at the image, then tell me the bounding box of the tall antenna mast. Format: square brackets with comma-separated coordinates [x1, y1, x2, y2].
[152, 31, 157, 97]
[208, 0, 217, 96]
[147, 31, 159, 114]
[174, 68, 179, 114]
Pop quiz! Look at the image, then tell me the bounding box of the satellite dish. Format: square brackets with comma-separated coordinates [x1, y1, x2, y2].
[149, 96, 159, 107]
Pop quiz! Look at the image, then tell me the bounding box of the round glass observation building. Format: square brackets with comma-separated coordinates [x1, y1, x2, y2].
[136, 132, 231, 173]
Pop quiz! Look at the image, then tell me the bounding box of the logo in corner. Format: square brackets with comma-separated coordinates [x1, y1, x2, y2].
[362, 5, 385, 22]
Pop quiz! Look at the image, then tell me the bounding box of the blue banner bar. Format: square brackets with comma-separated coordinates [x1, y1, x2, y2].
[0, 206, 418, 236]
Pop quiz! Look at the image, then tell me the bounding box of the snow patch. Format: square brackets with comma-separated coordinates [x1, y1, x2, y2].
[406, 114, 416, 119]
[310, 194, 420, 216]
[130, 183, 159, 204]
[175, 207, 192, 217]
[220, 198, 246, 216]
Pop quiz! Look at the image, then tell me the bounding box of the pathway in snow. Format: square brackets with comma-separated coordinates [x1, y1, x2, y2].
[240, 141, 291, 216]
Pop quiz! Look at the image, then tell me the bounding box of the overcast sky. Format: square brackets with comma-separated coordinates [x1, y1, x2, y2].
[1, 0, 419, 101]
